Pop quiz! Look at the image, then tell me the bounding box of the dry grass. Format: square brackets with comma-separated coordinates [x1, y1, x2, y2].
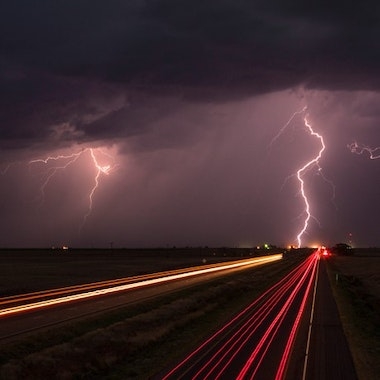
[0, 248, 253, 296]
[327, 254, 380, 380]
[0, 282, 235, 379]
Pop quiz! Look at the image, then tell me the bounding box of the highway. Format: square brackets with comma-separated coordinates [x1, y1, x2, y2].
[158, 251, 357, 380]
[0, 254, 281, 341]
[159, 252, 319, 379]
[2, 251, 357, 379]
[288, 255, 357, 380]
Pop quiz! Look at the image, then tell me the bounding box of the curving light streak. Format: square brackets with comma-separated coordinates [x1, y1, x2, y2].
[28, 147, 116, 227]
[348, 141, 380, 159]
[161, 252, 320, 380]
[0, 255, 281, 318]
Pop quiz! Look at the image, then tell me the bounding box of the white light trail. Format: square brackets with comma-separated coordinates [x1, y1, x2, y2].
[0, 255, 282, 317]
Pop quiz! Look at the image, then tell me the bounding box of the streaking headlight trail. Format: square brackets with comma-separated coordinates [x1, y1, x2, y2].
[0, 255, 282, 318]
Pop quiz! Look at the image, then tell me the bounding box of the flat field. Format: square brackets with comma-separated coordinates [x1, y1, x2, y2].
[327, 250, 380, 380]
[332, 253, 380, 298]
[0, 247, 267, 296]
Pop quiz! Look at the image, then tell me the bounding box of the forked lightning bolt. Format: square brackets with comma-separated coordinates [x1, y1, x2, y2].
[348, 141, 380, 159]
[29, 151, 83, 203]
[29, 148, 115, 229]
[81, 149, 112, 227]
[271, 107, 330, 248]
[295, 116, 326, 247]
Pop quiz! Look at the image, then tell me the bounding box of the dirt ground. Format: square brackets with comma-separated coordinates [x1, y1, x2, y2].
[0, 247, 259, 296]
[332, 254, 380, 298]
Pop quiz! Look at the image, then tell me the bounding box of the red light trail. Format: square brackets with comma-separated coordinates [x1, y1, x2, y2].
[161, 252, 320, 379]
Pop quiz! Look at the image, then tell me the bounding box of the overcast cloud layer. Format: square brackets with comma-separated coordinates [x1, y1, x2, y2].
[1, 1, 380, 248]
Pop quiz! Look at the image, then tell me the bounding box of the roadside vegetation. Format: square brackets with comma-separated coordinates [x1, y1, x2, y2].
[326, 254, 380, 380]
[0, 253, 306, 379]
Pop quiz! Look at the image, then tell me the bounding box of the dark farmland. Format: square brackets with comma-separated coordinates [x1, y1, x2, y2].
[0, 247, 299, 379]
[0, 247, 267, 297]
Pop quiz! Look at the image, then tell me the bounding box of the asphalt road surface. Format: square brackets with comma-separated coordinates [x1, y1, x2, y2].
[158, 253, 358, 380]
[300, 258, 357, 380]
[158, 253, 319, 379]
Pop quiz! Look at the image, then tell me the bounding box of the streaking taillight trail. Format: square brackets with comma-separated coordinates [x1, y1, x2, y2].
[161, 252, 319, 380]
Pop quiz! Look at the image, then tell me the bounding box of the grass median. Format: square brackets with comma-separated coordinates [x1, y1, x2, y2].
[326, 255, 380, 380]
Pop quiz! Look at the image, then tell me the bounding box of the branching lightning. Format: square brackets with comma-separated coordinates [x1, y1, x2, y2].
[271, 107, 331, 248]
[29, 151, 83, 204]
[295, 116, 326, 247]
[29, 147, 115, 229]
[269, 106, 308, 149]
[81, 148, 113, 227]
[348, 141, 380, 159]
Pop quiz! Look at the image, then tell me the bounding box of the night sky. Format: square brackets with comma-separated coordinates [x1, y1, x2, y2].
[1, 1, 380, 248]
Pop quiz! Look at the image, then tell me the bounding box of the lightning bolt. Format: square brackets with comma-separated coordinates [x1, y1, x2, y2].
[348, 141, 380, 159]
[269, 106, 308, 149]
[270, 107, 332, 248]
[81, 148, 112, 227]
[29, 151, 83, 204]
[29, 147, 115, 229]
[295, 115, 326, 247]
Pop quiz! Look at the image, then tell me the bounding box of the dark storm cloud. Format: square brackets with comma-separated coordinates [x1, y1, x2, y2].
[2, 0, 378, 88]
[1, 1, 380, 248]
[1, 1, 379, 139]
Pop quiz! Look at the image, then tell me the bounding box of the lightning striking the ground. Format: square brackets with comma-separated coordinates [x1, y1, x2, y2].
[348, 141, 380, 159]
[270, 107, 329, 247]
[29, 147, 116, 230]
[295, 116, 326, 247]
